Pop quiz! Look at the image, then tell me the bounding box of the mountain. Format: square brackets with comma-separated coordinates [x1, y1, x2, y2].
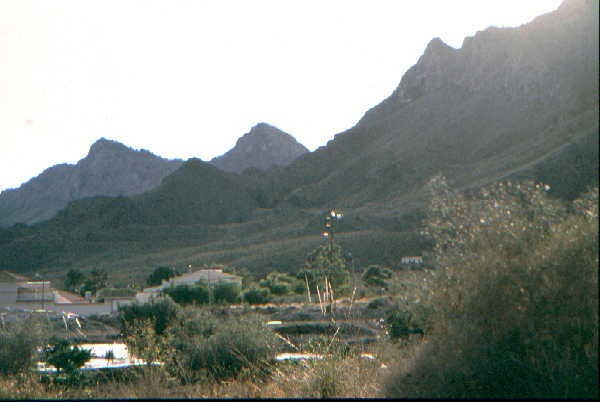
[0, 0, 597, 281]
[0, 138, 183, 227]
[261, 0, 598, 210]
[210, 123, 308, 173]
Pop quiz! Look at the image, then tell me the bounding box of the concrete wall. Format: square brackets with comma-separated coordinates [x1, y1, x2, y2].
[0, 283, 18, 304]
[107, 298, 135, 314]
[3, 301, 112, 317]
[16, 287, 55, 302]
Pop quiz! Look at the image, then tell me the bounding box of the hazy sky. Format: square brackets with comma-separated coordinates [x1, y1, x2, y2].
[0, 0, 563, 192]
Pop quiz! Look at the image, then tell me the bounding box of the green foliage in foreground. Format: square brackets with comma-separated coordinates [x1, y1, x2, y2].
[123, 307, 277, 383]
[0, 317, 47, 376]
[385, 177, 599, 399]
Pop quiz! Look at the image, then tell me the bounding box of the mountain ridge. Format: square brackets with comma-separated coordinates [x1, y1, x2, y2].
[0, 138, 184, 227]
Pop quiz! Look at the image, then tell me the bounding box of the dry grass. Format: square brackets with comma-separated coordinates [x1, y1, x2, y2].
[0, 349, 403, 399]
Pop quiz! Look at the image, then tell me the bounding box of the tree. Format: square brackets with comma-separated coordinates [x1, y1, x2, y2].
[147, 266, 176, 287]
[90, 268, 108, 289]
[63, 269, 85, 293]
[362, 265, 393, 289]
[80, 268, 108, 296]
[44, 339, 91, 375]
[302, 243, 349, 290]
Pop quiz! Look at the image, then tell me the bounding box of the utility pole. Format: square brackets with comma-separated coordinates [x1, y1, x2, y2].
[207, 269, 213, 305]
[323, 209, 343, 263]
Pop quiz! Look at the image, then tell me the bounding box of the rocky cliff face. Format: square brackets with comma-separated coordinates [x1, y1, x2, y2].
[210, 123, 308, 173]
[0, 138, 183, 227]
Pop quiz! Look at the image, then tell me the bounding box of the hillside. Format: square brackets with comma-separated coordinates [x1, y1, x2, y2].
[260, 0, 598, 210]
[210, 123, 308, 173]
[0, 0, 597, 283]
[0, 138, 183, 227]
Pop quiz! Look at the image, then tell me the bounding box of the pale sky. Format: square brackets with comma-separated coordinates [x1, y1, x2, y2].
[0, 0, 563, 192]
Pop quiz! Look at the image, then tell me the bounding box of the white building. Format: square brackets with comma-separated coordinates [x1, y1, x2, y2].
[0, 270, 131, 316]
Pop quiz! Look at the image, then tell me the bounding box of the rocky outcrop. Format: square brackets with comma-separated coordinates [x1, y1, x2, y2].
[0, 138, 182, 227]
[210, 123, 308, 173]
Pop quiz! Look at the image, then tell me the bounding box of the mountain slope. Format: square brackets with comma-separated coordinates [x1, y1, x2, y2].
[210, 123, 308, 173]
[261, 0, 598, 209]
[0, 138, 183, 227]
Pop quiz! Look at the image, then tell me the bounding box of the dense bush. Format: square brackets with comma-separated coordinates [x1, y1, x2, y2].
[242, 287, 271, 305]
[385, 308, 423, 340]
[200, 318, 277, 380]
[165, 312, 277, 382]
[0, 317, 46, 376]
[259, 272, 302, 296]
[164, 284, 209, 305]
[361, 265, 392, 289]
[385, 178, 599, 398]
[119, 296, 181, 335]
[213, 282, 241, 304]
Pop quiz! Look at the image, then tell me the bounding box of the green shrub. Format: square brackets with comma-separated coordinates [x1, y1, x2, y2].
[361, 265, 392, 289]
[385, 179, 599, 399]
[292, 280, 306, 294]
[164, 284, 209, 305]
[213, 282, 241, 304]
[44, 338, 92, 375]
[385, 308, 423, 340]
[268, 282, 289, 295]
[0, 317, 46, 376]
[259, 272, 302, 296]
[167, 314, 277, 382]
[243, 287, 271, 305]
[119, 296, 180, 335]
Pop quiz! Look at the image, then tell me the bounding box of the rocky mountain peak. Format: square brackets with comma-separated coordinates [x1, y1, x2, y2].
[0, 138, 182, 227]
[87, 137, 129, 157]
[558, 0, 590, 11]
[358, 0, 596, 127]
[210, 123, 308, 173]
[423, 37, 455, 58]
